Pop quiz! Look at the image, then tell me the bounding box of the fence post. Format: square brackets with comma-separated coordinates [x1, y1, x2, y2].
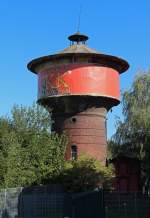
[118, 192, 121, 214]
[4, 189, 7, 211]
[105, 206, 108, 218]
[123, 202, 127, 218]
[134, 192, 138, 218]
[18, 187, 23, 218]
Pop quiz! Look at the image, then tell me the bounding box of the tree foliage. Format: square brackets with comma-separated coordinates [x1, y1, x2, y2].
[55, 155, 114, 192]
[109, 71, 150, 187]
[0, 103, 67, 188]
[0, 103, 114, 191]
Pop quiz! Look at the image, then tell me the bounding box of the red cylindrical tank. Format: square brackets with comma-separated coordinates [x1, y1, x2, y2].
[37, 64, 120, 101]
[28, 32, 129, 163]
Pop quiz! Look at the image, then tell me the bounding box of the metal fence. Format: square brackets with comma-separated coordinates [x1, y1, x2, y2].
[104, 191, 150, 218]
[0, 186, 150, 218]
[0, 185, 66, 218]
[0, 186, 104, 218]
[72, 191, 105, 218]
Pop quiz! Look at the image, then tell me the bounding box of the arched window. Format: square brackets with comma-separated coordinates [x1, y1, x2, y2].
[71, 145, 78, 160]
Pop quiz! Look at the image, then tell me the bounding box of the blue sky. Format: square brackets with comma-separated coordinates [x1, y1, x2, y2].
[0, 0, 150, 138]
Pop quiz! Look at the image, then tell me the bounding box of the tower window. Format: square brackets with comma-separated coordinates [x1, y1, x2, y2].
[71, 117, 77, 123]
[71, 145, 78, 160]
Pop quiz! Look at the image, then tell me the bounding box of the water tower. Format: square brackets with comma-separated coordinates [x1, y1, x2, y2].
[27, 32, 129, 163]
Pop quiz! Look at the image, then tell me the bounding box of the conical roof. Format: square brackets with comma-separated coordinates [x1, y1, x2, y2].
[57, 44, 100, 54]
[27, 32, 129, 74]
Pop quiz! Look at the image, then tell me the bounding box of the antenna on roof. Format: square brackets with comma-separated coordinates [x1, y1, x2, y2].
[68, 5, 89, 46]
[77, 4, 82, 32]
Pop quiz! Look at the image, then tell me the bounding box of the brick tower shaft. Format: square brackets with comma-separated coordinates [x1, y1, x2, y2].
[53, 107, 107, 162]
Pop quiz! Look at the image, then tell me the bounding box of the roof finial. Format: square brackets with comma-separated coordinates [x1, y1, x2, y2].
[77, 4, 82, 32]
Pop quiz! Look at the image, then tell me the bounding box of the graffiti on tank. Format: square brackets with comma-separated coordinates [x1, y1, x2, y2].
[57, 75, 70, 95]
[38, 66, 70, 98]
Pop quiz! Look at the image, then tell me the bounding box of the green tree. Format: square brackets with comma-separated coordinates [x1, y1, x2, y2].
[0, 103, 113, 191]
[55, 155, 114, 192]
[0, 117, 14, 187]
[0, 103, 67, 188]
[110, 71, 150, 188]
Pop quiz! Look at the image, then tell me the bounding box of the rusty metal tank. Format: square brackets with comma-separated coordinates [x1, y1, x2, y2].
[28, 32, 129, 163]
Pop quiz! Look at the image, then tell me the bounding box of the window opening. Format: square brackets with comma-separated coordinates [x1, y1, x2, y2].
[71, 145, 78, 160]
[72, 117, 77, 123]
